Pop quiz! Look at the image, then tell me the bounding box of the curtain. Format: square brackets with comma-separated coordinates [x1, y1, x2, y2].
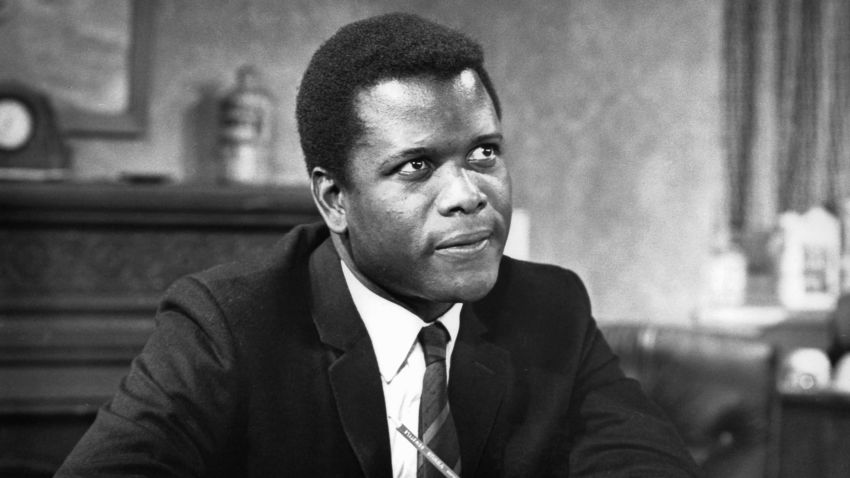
[724, 0, 850, 233]
[723, 0, 759, 232]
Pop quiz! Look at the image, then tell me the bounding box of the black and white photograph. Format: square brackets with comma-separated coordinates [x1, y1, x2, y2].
[1, 1, 850, 477]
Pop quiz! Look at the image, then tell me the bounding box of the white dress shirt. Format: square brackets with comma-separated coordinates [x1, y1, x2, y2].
[340, 260, 461, 478]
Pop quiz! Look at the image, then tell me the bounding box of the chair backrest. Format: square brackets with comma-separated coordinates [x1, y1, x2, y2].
[599, 324, 779, 478]
[828, 293, 850, 363]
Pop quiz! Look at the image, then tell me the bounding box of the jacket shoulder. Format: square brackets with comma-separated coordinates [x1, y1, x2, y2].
[161, 222, 329, 329]
[192, 222, 328, 284]
[470, 256, 595, 345]
[486, 256, 592, 315]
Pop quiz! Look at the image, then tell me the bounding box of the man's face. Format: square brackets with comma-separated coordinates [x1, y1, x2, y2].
[339, 69, 512, 310]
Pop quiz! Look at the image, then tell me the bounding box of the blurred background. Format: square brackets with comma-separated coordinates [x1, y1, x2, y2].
[2, 0, 730, 321]
[1, 0, 849, 476]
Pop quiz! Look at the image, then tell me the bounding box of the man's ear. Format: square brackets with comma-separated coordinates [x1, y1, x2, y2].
[310, 167, 348, 235]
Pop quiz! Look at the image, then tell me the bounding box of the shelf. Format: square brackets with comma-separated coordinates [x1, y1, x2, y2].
[0, 181, 318, 228]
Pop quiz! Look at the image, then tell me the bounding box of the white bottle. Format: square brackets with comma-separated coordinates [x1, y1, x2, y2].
[775, 207, 841, 310]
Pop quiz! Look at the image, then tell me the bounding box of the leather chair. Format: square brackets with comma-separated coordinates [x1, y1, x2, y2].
[599, 324, 779, 478]
[828, 293, 850, 364]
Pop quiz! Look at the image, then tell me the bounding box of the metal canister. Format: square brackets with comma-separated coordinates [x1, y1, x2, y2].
[218, 65, 274, 184]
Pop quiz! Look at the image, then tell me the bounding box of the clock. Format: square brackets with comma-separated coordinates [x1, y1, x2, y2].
[0, 81, 68, 178]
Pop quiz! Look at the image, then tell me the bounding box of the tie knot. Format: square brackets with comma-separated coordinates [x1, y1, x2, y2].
[419, 322, 449, 365]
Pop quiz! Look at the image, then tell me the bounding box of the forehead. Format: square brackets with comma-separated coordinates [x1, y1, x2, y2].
[353, 69, 498, 141]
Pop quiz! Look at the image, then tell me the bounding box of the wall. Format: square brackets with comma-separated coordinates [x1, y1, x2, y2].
[66, 0, 724, 322]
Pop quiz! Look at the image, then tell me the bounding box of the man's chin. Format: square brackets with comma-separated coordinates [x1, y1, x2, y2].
[439, 267, 500, 303]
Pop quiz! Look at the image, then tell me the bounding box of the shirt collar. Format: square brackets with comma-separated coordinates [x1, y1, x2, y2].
[339, 260, 461, 383]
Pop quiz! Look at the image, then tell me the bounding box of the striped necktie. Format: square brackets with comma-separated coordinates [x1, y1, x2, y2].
[418, 322, 461, 478]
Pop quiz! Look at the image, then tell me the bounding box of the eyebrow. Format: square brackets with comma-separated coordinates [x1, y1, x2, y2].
[393, 147, 430, 159]
[397, 133, 503, 157]
[475, 133, 504, 144]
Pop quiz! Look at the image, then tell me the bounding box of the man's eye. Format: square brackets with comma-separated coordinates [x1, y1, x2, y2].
[398, 159, 431, 176]
[468, 145, 500, 165]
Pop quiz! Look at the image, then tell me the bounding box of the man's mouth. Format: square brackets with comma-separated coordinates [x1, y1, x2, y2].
[434, 231, 492, 256]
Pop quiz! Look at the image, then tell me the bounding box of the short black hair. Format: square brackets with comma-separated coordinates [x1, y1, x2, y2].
[296, 12, 501, 185]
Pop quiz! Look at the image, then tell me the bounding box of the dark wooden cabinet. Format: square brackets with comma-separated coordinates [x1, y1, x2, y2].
[779, 391, 850, 478]
[0, 182, 319, 474]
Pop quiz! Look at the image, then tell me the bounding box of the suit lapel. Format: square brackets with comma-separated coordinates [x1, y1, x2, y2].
[309, 239, 392, 478]
[450, 304, 512, 477]
[307, 237, 512, 478]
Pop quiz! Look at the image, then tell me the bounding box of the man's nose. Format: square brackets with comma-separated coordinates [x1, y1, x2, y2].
[436, 166, 487, 216]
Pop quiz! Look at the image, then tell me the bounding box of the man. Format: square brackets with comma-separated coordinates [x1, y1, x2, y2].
[57, 13, 699, 477]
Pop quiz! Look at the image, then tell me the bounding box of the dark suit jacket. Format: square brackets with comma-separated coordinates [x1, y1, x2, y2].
[57, 222, 699, 477]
